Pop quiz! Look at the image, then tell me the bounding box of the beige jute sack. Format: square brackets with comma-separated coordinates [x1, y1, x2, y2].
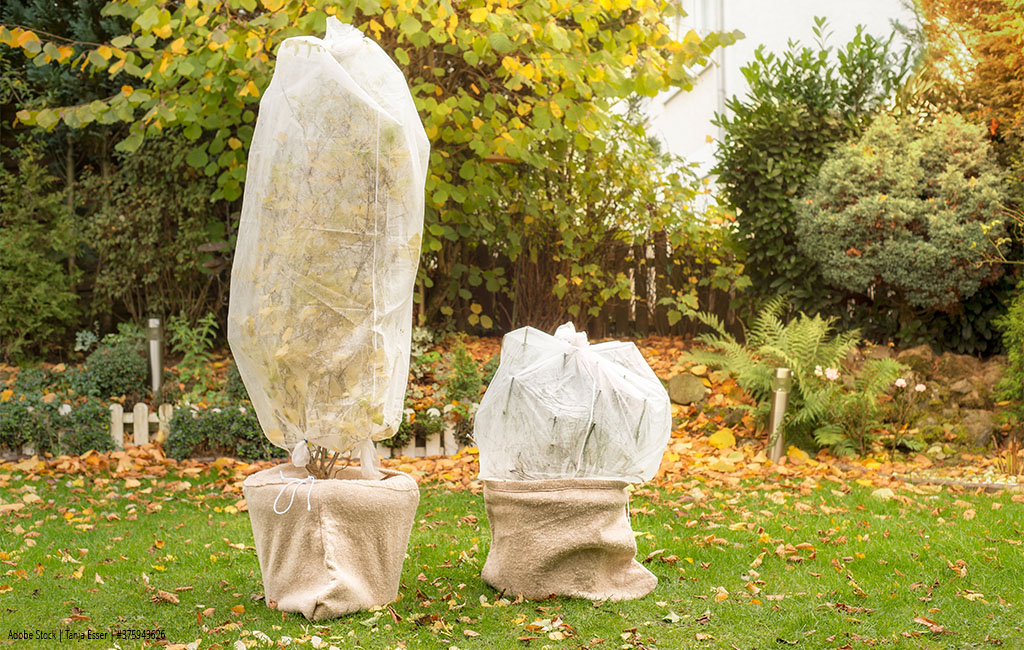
[481, 478, 657, 601]
[243, 464, 419, 620]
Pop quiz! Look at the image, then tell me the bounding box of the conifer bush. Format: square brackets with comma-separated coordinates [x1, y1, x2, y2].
[795, 114, 1007, 316]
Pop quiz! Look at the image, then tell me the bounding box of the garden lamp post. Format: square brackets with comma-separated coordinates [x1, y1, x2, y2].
[768, 367, 792, 462]
[147, 318, 163, 395]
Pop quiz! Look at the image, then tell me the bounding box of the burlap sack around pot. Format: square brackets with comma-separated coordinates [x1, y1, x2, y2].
[481, 478, 656, 601]
[243, 464, 419, 620]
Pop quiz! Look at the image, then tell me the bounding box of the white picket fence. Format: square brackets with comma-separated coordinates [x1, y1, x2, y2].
[110, 402, 465, 458]
[375, 425, 466, 459]
[108, 403, 173, 449]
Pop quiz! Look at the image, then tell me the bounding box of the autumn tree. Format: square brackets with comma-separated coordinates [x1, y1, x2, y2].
[2, 0, 741, 331]
[916, 0, 1024, 201]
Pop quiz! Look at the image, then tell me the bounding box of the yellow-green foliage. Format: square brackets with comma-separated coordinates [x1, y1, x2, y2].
[1, 1, 742, 329]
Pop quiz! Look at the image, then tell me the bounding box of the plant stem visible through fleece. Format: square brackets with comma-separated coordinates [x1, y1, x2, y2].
[308, 444, 344, 479]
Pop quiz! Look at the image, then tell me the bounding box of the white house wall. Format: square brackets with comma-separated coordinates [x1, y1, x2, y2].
[648, 0, 916, 180]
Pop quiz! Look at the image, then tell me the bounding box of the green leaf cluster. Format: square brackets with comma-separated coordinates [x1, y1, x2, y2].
[0, 393, 112, 456]
[0, 145, 81, 361]
[167, 311, 218, 395]
[713, 18, 913, 317]
[69, 333, 149, 402]
[994, 281, 1024, 422]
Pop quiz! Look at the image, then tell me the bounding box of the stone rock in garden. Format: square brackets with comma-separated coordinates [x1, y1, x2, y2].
[896, 344, 936, 376]
[980, 359, 1006, 392]
[721, 409, 744, 426]
[961, 389, 988, 410]
[961, 409, 995, 447]
[864, 344, 894, 361]
[935, 353, 982, 381]
[949, 378, 974, 395]
[845, 347, 865, 373]
[668, 373, 709, 405]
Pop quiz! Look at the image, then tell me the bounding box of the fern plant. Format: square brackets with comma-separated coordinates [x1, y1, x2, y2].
[807, 357, 907, 455]
[685, 297, 906, 455]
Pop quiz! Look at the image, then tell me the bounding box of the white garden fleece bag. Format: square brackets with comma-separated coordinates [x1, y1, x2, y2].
[229, 17, 428, 619]
[474, 323, 670, 600]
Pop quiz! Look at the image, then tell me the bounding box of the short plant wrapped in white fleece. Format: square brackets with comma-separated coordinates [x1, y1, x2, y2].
[228, 17, 429, 475]
[474, 323, 672, 482]
[475, 323, 671, 601]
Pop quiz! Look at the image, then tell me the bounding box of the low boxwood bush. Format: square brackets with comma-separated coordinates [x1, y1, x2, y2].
[166, 405, 286, 461]
[224, 361, 250, 403]
[70, 338, 149, 401]
[14, 366, 68, 394]
[0, 395, 50, 454]
[0, 395, 112, 455]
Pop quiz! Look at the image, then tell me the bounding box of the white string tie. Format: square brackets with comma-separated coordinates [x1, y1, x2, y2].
[272, 470, 315, 514]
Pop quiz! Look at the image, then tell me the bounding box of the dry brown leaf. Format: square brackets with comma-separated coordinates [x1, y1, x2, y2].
[152, 589, 179, 604]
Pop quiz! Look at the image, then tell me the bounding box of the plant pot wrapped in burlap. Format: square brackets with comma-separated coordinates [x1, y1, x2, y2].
[474, 323, 671, 601]
[244, 465, 419, 620]
[227, 17, 428, 620]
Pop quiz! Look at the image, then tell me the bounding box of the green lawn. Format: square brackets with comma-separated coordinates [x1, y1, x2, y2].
[1, 465, 1022, 649]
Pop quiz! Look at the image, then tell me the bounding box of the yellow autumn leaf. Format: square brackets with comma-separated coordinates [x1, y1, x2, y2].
[707, 428, 735, 450]
[469, 7, 489, 22]
[471, 116, 484, 130]
[153, 23, 172, 39]
[239, 80, 259, 98]
[15, 30, 40, 48]
[228, 137, 242, 150]
[96, 45, 112, 60]
[262, 0, 286, 10]
[786, 446, 810, 465]
[170, 37, 187, 54]
[714, 586, 729, 602]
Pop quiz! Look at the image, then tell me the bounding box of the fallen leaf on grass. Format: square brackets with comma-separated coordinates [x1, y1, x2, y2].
[151, 589, 180, 604]
[914, 615, 954, 634]
[947, 559, 968, 578]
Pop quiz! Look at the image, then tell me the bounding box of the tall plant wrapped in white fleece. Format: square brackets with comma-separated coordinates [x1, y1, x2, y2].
[474, 323, 672, 482]
[234, 19, 427, 620]
[228, 17, 429, 475]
